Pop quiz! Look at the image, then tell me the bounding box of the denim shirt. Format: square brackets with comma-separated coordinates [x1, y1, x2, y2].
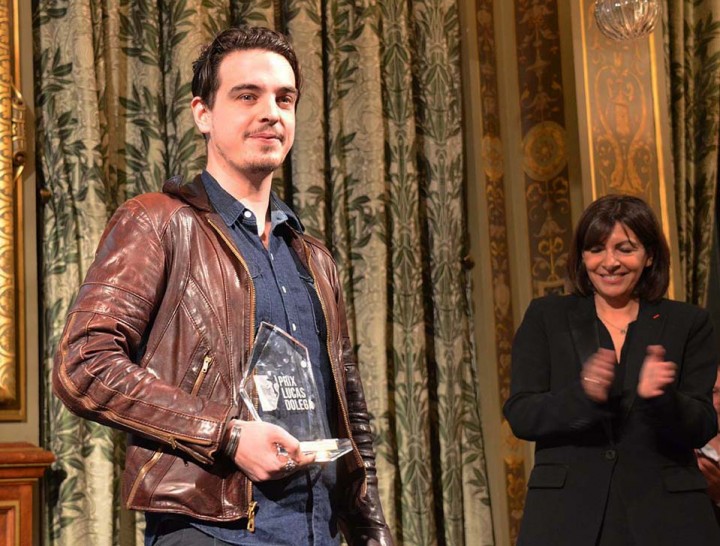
[146, 171, 340, 546]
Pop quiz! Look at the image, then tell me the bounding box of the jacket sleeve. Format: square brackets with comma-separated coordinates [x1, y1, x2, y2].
[503, 298, 610, 441]
[52, 198, 233, 465]
[330, 262, 394, 546]
[635, 306, 718, 449]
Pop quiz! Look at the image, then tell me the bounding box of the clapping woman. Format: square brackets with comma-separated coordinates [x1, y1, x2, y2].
[504, 195, 720, 545]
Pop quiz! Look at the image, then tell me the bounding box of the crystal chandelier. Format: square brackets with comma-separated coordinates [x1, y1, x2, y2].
[594, 0, 661, 41]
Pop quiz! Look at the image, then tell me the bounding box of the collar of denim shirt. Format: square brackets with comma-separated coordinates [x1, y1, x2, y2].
[200, 170, 304, 234]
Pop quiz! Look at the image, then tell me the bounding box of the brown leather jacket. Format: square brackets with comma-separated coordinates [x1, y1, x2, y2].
[53, 175, 392, 544]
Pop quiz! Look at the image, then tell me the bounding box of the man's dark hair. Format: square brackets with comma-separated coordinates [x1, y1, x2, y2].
[567, 194, 670, 302]
[192, 26, 302, 109]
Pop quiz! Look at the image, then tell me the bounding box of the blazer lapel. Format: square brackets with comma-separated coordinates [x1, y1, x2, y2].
[569, 296, 618, 442]
[621, 299, 666, 418]
[568, 296, 600, 372]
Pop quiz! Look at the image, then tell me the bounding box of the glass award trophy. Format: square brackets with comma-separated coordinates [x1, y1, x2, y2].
[240, 322, 353, 462]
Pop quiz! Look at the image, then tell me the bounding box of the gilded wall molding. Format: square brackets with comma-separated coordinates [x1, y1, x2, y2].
[0, 0, 25, 421]
[575, 0, 681, 299]
[581, 2, 658, 200]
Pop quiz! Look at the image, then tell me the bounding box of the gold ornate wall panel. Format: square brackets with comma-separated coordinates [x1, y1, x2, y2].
[0, 0, 25, 421]
[574, 0, 680, 298]
[580, 2, 660, 202]
[504, 455, 527, 534]
[475, 0, 526, 542]
[515, 0, 575, 297]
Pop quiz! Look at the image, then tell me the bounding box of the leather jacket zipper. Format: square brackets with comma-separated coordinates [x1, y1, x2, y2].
[208, 218, 257, 403]
[191, 355, 212, 396]
[305, 242, 367, 494]
[246, 500, 258, 532]
[127, 448, 164, 507]
[128, 354, 212, 505]
[208, 218, 258, 529]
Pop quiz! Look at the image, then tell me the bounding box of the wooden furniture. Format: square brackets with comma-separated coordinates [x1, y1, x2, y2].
[0, 443, 54, 546]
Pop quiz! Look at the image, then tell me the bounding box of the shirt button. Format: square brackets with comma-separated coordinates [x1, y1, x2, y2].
[243, 210, 252, 219]
[270, 253, 274, 261]
[291, 323, 297, 332]
[604, 449, 617, 461]
[281, 286, 287, 294]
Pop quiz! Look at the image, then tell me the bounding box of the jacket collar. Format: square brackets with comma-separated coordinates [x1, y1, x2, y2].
[163, 174, 211, 211]
[568, 295, 599, 373]
[621, 298, 666, 395]
[568, 295, 666, 357]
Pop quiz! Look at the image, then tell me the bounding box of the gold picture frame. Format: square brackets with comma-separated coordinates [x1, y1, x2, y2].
[0, 0, 26, 421]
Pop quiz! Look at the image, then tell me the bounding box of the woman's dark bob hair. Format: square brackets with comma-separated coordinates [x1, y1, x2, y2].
[567, 194, 670, 302]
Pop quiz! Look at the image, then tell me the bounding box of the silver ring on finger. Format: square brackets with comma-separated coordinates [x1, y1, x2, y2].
[284, 459, 298, 473]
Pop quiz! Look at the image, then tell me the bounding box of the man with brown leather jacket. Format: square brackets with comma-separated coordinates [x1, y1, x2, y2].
[53, 26, 393, 546]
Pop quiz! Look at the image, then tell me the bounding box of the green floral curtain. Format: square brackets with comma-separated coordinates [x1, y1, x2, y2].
[35, 1, 494, 545]
[666, 0, 720, 305]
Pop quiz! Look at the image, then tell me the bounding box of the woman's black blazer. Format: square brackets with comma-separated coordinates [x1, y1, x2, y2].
[504, 294, 720, 546]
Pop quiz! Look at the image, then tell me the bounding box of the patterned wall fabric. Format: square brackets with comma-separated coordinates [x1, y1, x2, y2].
[34, 1, 493, 544]
[666, 1, 720, 305]
[514, 0, 574, 299]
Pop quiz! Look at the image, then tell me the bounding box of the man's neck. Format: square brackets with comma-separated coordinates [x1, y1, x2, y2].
[205, 165, 273, 238]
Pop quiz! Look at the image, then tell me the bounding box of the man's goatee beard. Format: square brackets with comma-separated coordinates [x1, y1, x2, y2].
[247, 162, 281, 175]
